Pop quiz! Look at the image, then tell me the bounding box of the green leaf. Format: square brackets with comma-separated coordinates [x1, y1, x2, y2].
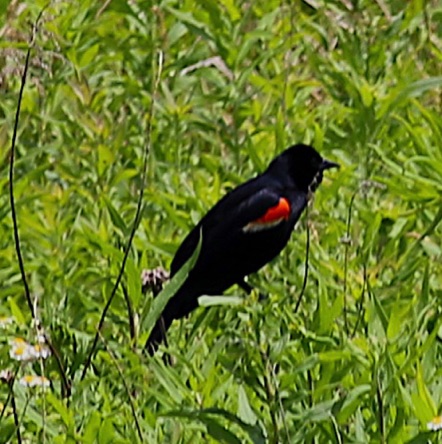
[46, 392, 74, 429]
[163, 408, 266, 444]
[82, 411, 102, 443]
[198, 295, 244, 307]
[237, 385, 257, 426]
[413, 363, 437, 424]
[335, 385, 371, 423]
[371, 290, 389, 334]
[141, 232, 201, 335]
[206, 418, 242, 444]
[98, 418, 116, 444]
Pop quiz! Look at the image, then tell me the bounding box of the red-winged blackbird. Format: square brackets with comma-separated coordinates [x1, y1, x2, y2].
[146, 144, 339, 354]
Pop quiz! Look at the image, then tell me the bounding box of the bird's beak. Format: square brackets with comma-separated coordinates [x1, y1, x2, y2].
[320, 159, 340, 171]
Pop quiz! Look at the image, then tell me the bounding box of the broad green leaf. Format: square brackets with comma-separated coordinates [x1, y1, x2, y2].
[237, 385, 257, 426]
[141, 233, 201, 336]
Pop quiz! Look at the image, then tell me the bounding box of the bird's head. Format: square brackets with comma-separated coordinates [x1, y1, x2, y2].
[268, 144, 339, 192]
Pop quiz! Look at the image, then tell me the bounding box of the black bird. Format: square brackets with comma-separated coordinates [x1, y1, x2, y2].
[146, 144, 339, 353]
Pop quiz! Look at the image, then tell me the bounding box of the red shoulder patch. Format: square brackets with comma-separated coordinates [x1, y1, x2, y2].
[243, 197, 291, 232]
[255, 197, 290, 223]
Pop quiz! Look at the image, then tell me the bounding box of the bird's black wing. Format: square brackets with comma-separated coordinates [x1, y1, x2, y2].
[170, 176, 283, 275]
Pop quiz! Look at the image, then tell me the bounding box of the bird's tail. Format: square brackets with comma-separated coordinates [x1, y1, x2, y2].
[145, 310, 174, 356]
[145, 283, 200, 356]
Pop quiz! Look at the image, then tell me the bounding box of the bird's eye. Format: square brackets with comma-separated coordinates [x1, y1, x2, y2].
[311, 157, 321, 170]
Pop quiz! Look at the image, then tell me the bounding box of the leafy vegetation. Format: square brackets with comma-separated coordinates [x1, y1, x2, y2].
[1, 0, 442, 442]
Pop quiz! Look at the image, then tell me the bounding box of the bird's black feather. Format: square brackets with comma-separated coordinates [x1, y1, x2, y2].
[146, 143, 338, 354]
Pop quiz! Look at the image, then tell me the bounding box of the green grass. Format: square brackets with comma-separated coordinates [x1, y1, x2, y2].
[1, 0, 442, 442]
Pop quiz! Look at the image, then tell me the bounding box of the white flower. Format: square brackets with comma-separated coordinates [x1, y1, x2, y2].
[9, 337, 27, 346]
[428, 416, 442, 431]
[36, 333, 46, 344]
[9, 338, 33, 362]
[0, 317, 14, 328]
[8, 338, 51, 361]
[30, 344, 51, 360]
[19, 375, 50, 388]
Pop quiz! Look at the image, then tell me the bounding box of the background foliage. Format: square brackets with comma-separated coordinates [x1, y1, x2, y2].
[1, 0, 442, 442]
